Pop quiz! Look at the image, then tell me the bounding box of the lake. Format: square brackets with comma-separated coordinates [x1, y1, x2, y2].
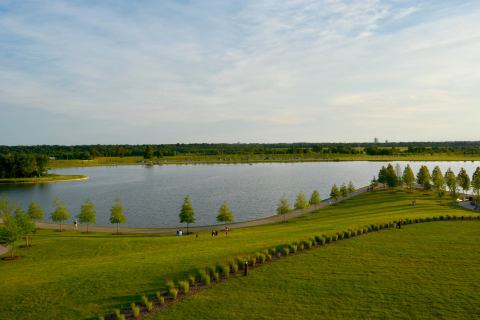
[0, 161, 478, 227]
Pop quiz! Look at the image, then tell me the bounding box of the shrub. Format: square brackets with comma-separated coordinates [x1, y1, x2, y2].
[314, 235, 322, 243]
[266, 254, 272, 261]
[221, 264, 231, 277]
[114, 309, 125, 320]
[206, 266, 216, 277]
[142, 295, 153, 312]
[343, 231, 350, 239]
[349, 230, 355, 238]
[198, 270, 210, 286]
[169, 288, 178, 299]
[268, 247, 277, 255]
[304, 240, 313, 249]
[325, 235, 331, 243]
[188, 274, 196, 286]
[289, 244, 298, 253]
[236, 257, 247, 270]
[156, 292, 165, 305]
[282, 246, 290, 255]
[445, 215, 451, 220]
[384, 223, 389, 229]
[318, 237, 326, 245]
[213, 271, 220, 282]
[248, 256, 256, 267]
[356, 229, 362, 236]
[363, 227, 368, 233]
[433, 216, 438, 221]
[256, 253, 266, 264]
[98, 316, 105, 320]
[229, 260, 239, 273]
[378, 224, 384, 230]
[331, 234, 338, 241]
[298, 243, 304, 251]
[337, 232, 344, 240]
[439, 215, 445, 221]
[178, 280, 189, 294]
[368, 225, 373, 232]
[165, 279, 175, 292]
[131, 303, 140, 319]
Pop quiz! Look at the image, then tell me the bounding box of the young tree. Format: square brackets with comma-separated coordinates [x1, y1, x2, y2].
[294, 193, 309, 210]
[277, 195, 290, 222]
[395, 164, 402, 183]
[444, 168, 458, 198]
[78, 199, 96, 232]
[14, 208, 35, 247]
[27, 202, 44, 221]
[377, 167, 387, 187]
[110, 198, 126, 234]
[50, 199, 70, 232]
[216, 201, 234, 225]
[402, 165, 415, 190]
[416, 166, 432, 190]
[309, 190, 321, 205]
[384, 164, 398, 188]
[431, 166, 446, 198]
[340, 184, 348, 197]
[347, 181, 355, 194]
[457, 168, 471, 199]
[330, 184, 341, 203]
[472, 167, 480, 208]
[0, 214, 21, 259]
[179, 196, 195, 234]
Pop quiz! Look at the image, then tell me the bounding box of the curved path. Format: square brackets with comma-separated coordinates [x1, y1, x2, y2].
[15, 186, 371, 234]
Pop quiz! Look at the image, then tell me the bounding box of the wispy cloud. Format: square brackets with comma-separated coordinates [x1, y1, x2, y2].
[0, 0, 479, 143]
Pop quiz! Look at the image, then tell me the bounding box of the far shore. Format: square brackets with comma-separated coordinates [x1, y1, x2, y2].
[0, 174, 89, 185]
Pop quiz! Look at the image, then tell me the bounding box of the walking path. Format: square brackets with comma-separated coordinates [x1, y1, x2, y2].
[0, 244, 9, 256]
[1, 186, 370, 235]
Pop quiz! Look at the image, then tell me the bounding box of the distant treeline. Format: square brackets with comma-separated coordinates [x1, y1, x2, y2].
[0, 154, 48, 178]
[0, 142, 480, 160]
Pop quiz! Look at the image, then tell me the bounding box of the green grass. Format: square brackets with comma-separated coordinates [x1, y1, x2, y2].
[48, 153, 480, 168]
[0, 174, 88, 184]
[0, 190, 477, 319]
[151, 221, 480, 320]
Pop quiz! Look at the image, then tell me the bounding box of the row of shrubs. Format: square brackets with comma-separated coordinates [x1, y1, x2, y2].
[102, 214, 480, 320]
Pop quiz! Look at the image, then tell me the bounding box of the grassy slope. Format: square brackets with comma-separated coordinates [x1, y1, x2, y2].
[153, 221, 480, 320]
[0, 174, 88, 184]
[48, 153, 480, 168]
[0, 190, 477, 319]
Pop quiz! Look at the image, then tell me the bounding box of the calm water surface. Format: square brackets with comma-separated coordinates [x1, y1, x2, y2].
[1, 161, 478, 227]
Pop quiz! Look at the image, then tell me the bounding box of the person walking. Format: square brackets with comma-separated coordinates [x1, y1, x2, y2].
[73, 219, 78, 231]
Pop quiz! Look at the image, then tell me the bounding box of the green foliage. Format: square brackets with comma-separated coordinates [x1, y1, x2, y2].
[14, 208, 35, 247]
[431, 166, 446, 198]
[289, 244, 298, 253]
[457, 168, 471, 196]
[212, 271, 220, 282]
[156, 292, 165, 305]
[187, 274, 196, 285]
[114, 309, 125, 320]
[347, 181, 356, 193]
[50, 198, 70, 231]
[330, 184, 341, 202]
[178, 280, 189, 294]
[0, 153, 48, 178]
[0, 214, 22, 257]
[27, 201, 44, 221]
[309, 190, 321, 205]
[417, 165, 432, 190]
[179, 196, 195, 233]
[444, 168, 458, 197]
[169, 288, 178, 299]
[198, 270, 210, 286]
[402, 165, 415, 189]
[228, 260, 239, 273]
[78, 199, 96, 231]
[340, 184, 349, 197]
[277, 196, 291, 215]
[131, 303, 140, 318]
[282, 246, 290, 256]
[294, 193, 309, 210]
[109, 198, 126, 233]
[472, 167, 480, 206]
[216, 201, 234, 224]
[142, 295, 153, 312]
[165, 279, 176, 291]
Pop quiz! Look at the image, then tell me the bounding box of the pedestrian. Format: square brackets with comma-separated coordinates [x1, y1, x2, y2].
[215, 230, 218, 236]
[211, 230, 215, 237]
[73, 219, 78, 230]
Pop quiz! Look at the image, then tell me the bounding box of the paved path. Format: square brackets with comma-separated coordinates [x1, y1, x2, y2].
[0, 244, 9, 256]
[458, 200, 479, 211]
[3, 186, 370, 235]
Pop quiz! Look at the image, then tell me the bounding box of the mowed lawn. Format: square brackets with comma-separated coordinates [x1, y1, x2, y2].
[0, 190, 477, 319]
[153, 221, 480, 320]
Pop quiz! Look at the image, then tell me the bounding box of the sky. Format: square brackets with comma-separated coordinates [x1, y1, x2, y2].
[1, 0, 479, 145]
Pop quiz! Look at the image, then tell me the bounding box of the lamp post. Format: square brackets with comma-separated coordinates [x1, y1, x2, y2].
[244, 261, 248, 276]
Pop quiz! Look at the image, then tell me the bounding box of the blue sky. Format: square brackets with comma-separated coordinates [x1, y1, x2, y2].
[1, 0, 479, 144]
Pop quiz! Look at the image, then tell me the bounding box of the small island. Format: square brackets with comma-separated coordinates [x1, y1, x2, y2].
[0, 153, 87, 184]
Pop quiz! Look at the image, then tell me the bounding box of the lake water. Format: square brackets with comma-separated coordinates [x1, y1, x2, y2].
[0, 161, 478, 227]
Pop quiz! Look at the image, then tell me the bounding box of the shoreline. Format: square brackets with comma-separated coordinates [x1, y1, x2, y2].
[0, 175, 89, 185]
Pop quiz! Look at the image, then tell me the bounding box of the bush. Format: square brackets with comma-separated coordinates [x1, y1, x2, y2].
[114, 309, 125, 320]
[142, 295, 153, 312]
[343, 231, 350, 239]
[356, 229, 362, 236]
[248, 256, 256, 267]
[188, 274, 196, 286]
[229, 260, 239, 273]
[325, 235, 331, 243]
[349, 230, 355, 238]
[256, 252, 266, 264]
[289, 244, 298, 253]
[206, 266, 216, 277]
[98, 316, 105, 320]
[156, 292, 165, 305]
[439, 215, 445, 221]
[318, 237, 326, 245]
[165, 279, 175, 292]
[131, 303, 140, 318]
[268, 247, 277, 256]
[282, 246, 290, 256]
[368, 225, 373, 232]
[363, 227, 368, 233]
[178, 280, 189, 294]
[266, 254, 272, 261]
[331, 234, 338, 241]
[304, 240, 313, 249]
[221, 264, 231, 277]
[384, 223, 389, 229]
[337, 232, 344, 240]
[198, 270, 210, 286]
[169, 288, 178, 300]
[213, 271, 220, 282]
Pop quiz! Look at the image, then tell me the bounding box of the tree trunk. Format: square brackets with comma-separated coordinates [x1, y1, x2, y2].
[187, 223, 189, 235]
[87, 223, 89, 233]
[117, 223, 119, 234]
[60, 222, 62, 232]
[26, 235, 29, 248]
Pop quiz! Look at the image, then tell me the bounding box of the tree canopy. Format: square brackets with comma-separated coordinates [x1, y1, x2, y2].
[216, 201, 234, 224]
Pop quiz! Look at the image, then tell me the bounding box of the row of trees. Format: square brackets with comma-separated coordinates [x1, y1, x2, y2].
[376, 164, 480, 200]
[0, 154, 48, 178]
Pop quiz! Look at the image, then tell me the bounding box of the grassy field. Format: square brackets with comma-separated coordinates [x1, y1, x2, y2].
[0, 189, 478, 319]
[0, 174, 88, 184]
[48, 153, 480, 168]
[152, 221, 480, 320]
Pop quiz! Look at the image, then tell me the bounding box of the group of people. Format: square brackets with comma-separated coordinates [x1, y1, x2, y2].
[211, 226, 231, 236]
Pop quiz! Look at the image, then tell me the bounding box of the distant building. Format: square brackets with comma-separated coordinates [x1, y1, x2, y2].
[374, 138, 379, 143]
[385, 140, 389, 143]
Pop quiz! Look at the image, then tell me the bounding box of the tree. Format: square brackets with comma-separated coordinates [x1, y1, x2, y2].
[110, 198, 126, 234]
[417, 166, 432, 190]
[431, 166, 446, 198]
[472, 167, 480, 208]
[14, 208, 35, 247]
[340, 184, 348, 197]
[144, 145, 154, 160]
[309, 190, 321, 205]
[382, 164, 398, 188]
[50, 199, 70, 232]
[179, 196, 195, 234]
[27, 202, 44, 221]
[277, 195, 290, 222]
[457, 168, 471, 199]
[330, 184, 341, 203]
[0, 214, 21, 259]
[402, 165, 415, 190]
[78, 199, 96, 232]
[347, 181, 355, 194]
[294, 193, 309, 210]
[377, 166, 387, 187]
[444, 168, 458, 198]
[216, 201, 234, 225]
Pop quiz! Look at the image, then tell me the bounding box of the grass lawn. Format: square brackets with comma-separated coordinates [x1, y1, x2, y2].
[152, 221, 480, 320]
[0, 174, 88, 184]
[0, 190, 478, 319]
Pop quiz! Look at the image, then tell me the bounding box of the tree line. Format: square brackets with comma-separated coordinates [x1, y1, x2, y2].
[1, 141, 480, 160]
[0, 154, 48, 178]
